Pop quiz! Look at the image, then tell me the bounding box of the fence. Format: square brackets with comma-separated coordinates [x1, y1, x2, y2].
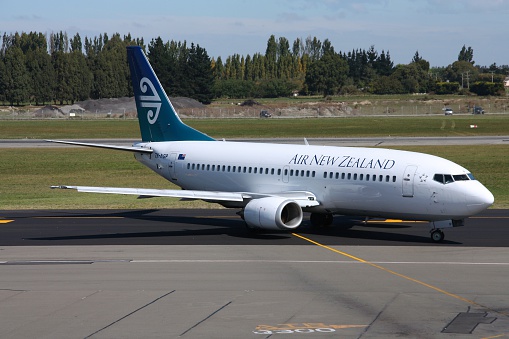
[1, 102, 508, 120]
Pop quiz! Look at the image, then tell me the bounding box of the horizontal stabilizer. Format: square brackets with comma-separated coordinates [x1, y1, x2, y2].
[46, 140, 153, 153]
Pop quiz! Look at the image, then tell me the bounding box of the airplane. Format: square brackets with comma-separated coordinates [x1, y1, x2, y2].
[49, 45, 494, 243]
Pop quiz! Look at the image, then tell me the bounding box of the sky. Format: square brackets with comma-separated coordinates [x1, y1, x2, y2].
[2, 0, 508, 67]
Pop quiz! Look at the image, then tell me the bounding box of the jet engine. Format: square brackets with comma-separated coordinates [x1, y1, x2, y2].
[243, 197, 303, 231]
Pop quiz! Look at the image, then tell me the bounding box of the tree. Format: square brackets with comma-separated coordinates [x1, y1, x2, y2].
[70, 33, 82, 53]
[375, 50, 394, 76]
[444, 60, 478, 88]
[265, 35, 277, 79]
[470, 82, 505, 96]
[148, 37, 172, 94]
[458, 45, 474, 64]
[305, 52, 349, 96]
[93, 33, 130, 98]
[25, 48, 55, 105]
[3, 46, 30, 105]
[371, 76, 404, 94]
[187, 43, 214, 104]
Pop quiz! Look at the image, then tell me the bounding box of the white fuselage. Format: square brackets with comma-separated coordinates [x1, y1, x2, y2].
[134, 140, 494, 221]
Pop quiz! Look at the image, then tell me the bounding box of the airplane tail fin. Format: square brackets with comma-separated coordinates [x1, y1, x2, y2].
[126, 46, 214, 142]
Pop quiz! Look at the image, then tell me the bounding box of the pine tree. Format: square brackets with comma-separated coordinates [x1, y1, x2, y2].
[4, 46, 30, 105]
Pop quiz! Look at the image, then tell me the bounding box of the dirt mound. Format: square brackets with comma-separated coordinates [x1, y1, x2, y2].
[33, 105, 66, 118]
[74, 97, 205, 114]
[77, 97, 135, 114]
[170, 97, 206, 109]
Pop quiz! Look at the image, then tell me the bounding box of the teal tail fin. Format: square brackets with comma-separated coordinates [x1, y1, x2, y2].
[127, 46, 214, 142]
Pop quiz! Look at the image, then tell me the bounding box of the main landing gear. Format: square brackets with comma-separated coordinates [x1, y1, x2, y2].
[310, 212, 333, 228]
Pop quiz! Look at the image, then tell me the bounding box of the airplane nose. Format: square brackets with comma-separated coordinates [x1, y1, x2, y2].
[466, 184, 494, 214]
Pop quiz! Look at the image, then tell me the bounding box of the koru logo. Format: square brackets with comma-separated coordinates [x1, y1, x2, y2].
[139, 77, 161, 125]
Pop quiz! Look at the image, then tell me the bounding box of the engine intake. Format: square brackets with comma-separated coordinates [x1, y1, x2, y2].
[244, 197, 303, 231]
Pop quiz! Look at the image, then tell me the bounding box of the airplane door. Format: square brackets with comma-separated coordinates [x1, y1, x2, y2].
[402, 165, 418, 197]
[282, 165, 289, 183]
[169, 153, 177, 180]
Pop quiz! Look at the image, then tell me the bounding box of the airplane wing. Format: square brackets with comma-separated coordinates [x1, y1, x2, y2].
[51, 185, 320, 207]
[46, 140, 153, 154]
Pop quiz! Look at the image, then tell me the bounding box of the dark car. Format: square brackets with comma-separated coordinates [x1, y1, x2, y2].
[260, 110, 272, 118]
[473, 106, 484, 114]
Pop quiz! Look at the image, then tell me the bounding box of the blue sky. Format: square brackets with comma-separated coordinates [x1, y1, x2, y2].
[2, 0, 508, 67]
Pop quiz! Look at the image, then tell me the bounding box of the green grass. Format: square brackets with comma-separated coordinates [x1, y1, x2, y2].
[1, 115, 509, 139]
[1, 145, 507, 210]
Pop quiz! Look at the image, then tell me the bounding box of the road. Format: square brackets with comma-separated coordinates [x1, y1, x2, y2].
[1, 135, 509, 148]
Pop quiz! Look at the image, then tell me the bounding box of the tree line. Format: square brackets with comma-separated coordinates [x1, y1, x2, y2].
[1, 31, 507, 106]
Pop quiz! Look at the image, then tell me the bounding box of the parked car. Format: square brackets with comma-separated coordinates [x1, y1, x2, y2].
[473, 106, 484, 114]
[444, 108, 453, 115]
[260, 110, 272, 118]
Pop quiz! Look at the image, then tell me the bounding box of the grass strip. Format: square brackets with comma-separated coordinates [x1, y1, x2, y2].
[1, 115, 508, 139]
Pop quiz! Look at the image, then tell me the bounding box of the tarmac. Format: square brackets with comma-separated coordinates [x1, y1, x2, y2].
[0, 209, 508, 338]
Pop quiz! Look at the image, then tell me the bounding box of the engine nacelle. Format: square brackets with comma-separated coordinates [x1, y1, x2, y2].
[244, 197, 303, 231]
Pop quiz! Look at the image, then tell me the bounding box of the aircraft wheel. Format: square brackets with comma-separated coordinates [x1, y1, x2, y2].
[430, 229, 444, 243]
[323, 213, 334, 227]
[310, 213, 333, 227]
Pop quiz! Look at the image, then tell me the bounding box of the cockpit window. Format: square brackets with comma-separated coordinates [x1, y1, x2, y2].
[433, 174, 444, 184]
[434, 173, 473, 184]
[453, 174, 470, 181]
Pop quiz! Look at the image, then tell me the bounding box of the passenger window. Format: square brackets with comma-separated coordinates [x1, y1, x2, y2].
[278, 169, 282, 175]
[392, 176, 396, 182]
